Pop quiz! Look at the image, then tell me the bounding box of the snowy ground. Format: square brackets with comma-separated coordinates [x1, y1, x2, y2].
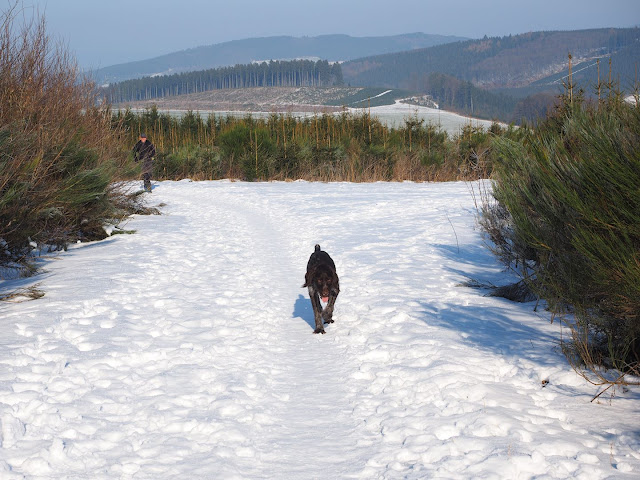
[1, 180, 639, 479]
[348, 100, 499, 134]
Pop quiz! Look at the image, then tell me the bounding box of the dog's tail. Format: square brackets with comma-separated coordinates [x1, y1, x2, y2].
[302, 245, 322, 288]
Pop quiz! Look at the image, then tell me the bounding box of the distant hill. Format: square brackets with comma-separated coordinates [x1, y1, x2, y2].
[342, 28, 640, 90]
[528, 41, 640, 92]
[93, 33, 468, 84]
[341, 28, 640, 121]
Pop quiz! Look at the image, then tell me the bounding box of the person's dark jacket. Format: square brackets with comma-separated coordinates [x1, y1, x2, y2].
[133, 139, 156, 174]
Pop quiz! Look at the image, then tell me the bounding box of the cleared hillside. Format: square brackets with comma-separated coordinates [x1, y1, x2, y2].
[114, 86, 416, 113]
[117, 86, 354, 112]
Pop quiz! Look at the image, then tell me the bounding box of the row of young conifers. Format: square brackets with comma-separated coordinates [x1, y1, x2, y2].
[1, 7, 638, 382]
[115, 105, 507, 183]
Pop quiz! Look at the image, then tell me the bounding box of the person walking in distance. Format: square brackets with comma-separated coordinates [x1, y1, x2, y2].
[133, 133, 156, 192]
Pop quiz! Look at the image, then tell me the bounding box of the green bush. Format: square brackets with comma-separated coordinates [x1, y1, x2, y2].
[487, 101, 640, 370]
[155, 145, 221, 180]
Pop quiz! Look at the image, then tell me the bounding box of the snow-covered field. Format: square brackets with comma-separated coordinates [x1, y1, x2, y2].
[1, 180, 638, 479]
[348, 100, 499, 134]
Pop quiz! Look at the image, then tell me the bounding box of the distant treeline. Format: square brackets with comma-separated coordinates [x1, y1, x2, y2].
[105, 59, 343, 103]
[408, 72, 519, 121]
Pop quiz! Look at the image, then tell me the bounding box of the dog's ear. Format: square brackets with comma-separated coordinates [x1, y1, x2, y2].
[302, 270, 312, 288]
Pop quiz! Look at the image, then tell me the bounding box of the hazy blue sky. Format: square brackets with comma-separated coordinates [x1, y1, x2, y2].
[6, 0, 639, 68]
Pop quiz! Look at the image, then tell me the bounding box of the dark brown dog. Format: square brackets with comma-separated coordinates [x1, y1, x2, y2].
[303, 244, 340, 334]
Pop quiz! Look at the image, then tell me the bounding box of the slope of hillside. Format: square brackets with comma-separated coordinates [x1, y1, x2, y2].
[529, 41, 640, 92]
[342, 28, 640, 91]
[115, 86, 405, 112]
[93, 33, 468, 84]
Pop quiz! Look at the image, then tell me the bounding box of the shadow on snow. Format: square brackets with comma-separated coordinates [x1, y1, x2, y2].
[292, 293, 315, 332]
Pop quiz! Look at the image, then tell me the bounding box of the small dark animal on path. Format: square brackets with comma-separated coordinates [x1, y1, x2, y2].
[303, 244, 340, 334]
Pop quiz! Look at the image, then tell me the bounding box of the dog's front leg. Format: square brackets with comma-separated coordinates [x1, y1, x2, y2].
[322, 293, 338, 325]
[308, 287, 325, 334]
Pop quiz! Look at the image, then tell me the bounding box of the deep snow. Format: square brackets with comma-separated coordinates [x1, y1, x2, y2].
[1, 180, 638, 479]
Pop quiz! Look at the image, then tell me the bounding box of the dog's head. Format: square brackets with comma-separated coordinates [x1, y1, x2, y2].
[314, 264, 338, 302]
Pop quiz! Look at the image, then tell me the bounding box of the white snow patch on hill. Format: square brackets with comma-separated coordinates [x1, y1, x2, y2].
[349, 99, 499, 132]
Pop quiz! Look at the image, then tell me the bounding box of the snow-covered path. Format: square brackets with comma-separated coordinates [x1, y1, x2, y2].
[1, 181, 639, 479]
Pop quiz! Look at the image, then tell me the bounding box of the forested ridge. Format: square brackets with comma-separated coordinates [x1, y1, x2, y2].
[342, 28, 640, 121]
[342, 28, 640, 89]
[106, 59, 343, 104]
